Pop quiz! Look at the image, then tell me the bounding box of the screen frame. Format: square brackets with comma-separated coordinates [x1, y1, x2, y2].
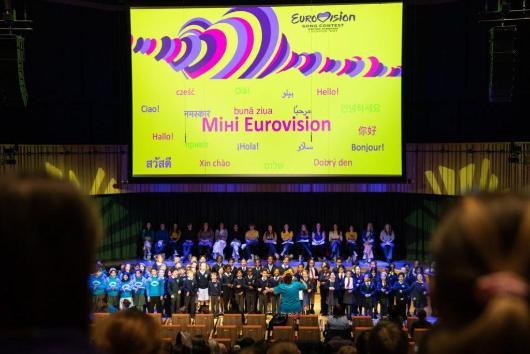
[127, 0, 406, 183]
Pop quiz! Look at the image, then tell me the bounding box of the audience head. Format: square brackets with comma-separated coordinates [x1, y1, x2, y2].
[237, 337, 255, 349]
[283, 272, 293, 284]
[417, 309, 427, 321]
[94, 309, 161, 354]
[121, 299, 131, 310]
[368, 320, 408, 354]
[355, 329, 371, 354]
[0, 174, 102, 331]
[267, 341, 300, 354]
[333, 304, 346, 318]
[427, 194, 530, 354]
[190, 335, 211, 354]
[337, 346, 356, 354]
[388, 306, 404, 327]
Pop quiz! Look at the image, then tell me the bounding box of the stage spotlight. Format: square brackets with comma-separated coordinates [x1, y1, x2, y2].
[489, 25, 517, 103]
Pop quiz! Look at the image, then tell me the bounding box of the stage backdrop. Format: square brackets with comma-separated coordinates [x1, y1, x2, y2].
[1, 142, 529, 261]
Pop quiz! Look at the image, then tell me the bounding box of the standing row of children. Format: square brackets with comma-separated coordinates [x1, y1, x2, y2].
[89, 254, 430, 319]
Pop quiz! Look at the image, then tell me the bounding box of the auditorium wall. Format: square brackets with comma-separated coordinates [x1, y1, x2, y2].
[2, 143, 528, 195]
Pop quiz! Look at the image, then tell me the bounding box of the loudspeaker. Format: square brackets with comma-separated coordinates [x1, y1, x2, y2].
[0, 34, 28, 108]
[489, 25, 516, 103]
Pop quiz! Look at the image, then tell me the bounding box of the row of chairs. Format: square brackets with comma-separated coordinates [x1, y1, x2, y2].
[92, 313, 428, 350]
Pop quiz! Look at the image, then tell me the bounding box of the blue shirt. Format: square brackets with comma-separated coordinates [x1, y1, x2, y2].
[274, 280, 306, 314]
[120, 280, 133, 298]
[106, 276, 121, 297]
[132, 276, 147, 295]
[146, 276, 165, 297]
[89, 274, 106, 296]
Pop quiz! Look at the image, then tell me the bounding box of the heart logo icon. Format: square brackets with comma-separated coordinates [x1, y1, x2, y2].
[317, 12, 331, 22]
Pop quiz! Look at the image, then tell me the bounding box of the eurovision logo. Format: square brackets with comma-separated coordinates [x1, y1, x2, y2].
[291, 11, 355, 24]
[131, 6, 401, 79]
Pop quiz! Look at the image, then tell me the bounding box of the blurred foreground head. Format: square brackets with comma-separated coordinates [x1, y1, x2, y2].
[0, 173, 102, 332]
[93, 310, 160, 354]
[428, 194, 530, 354]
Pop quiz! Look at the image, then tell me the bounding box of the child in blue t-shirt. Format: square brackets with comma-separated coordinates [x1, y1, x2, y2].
[119, 273, 133, 310]
[106, 268, 121, 310]
[146, 267, 164, 313]
[132, 269, 147, 312]
[89, 268, 107, 312]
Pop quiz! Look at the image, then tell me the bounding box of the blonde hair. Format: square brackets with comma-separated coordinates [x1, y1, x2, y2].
[94, 310, 161, 354]
[427, 194, 530, 354]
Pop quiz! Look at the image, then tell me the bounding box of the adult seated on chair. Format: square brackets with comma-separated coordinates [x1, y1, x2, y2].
[280, 224, 294, 258]
[229, 223, 243, 261]
[181, 222, 195, 260]
[327, 304, 351, 330]
[245, 223, 260, 261]
[296, 224, 312, 261]
[311, 222, 326, 261]
[325, 304, 352, 341]
[263, 224, 279, 259]
[409, 309, 432, 337]
[154, 223, 169, 256]
[197, 222, 214, 259]
[379, 224, 395, 263]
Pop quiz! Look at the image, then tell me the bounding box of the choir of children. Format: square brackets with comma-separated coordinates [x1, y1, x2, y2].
[89, 256, 429, 320]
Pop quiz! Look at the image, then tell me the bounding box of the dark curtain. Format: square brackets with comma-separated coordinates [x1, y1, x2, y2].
[93, 193, 456, 262]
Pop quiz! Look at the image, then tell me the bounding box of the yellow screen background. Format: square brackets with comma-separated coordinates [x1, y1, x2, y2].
[131, 3, 402, 177]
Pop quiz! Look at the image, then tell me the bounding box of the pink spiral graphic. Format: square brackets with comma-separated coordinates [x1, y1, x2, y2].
[132, 6, 402, 79]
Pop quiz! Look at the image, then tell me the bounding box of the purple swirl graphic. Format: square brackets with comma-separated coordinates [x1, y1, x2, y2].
[132, 6, 401, 79]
